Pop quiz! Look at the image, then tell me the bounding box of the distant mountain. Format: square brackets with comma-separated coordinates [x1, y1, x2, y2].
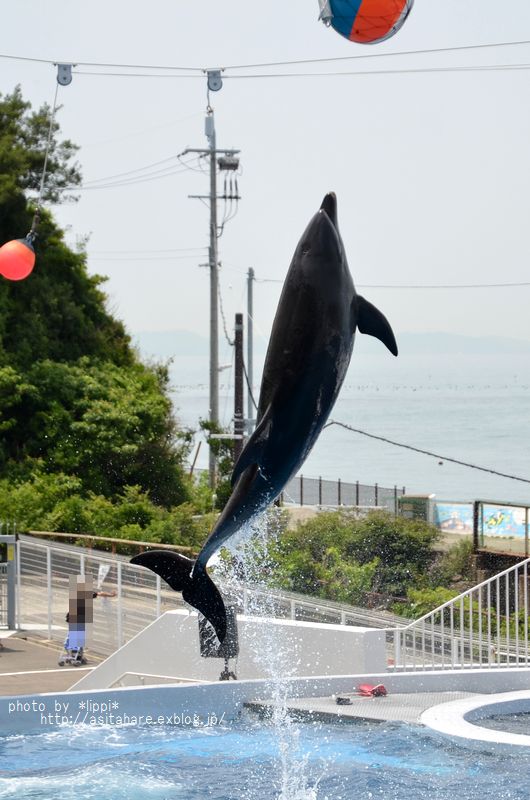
[133, 330, 208, 358]
[133, 329, 530, 359]
[379, 332, 530, 356]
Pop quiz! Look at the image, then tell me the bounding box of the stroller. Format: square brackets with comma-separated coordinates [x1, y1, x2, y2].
[58, 627, 88, 667]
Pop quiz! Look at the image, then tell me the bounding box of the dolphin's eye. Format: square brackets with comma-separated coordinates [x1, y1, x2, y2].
[301, 243, 311, 256]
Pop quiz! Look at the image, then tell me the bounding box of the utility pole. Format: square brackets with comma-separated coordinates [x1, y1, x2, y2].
[234, 313, 244, 463]
[247, 267, 255, 431]
[182, 77, 240, 488]
[207, 109, 219, 487]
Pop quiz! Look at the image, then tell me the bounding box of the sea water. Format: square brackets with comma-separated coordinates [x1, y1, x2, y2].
[168, 351, 530, 504]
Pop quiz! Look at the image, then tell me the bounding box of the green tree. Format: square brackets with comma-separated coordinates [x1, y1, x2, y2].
[273, 509, 441, 603]
[0, 87, 193, 516]
[0, 86, 81, 207]
[0, 88, 131, 369]
[0, 359, 191, 506]
[341, 510, 440, 597]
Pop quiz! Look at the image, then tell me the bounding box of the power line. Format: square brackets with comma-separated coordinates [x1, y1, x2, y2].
[218, 281, 234, 347]
[68, 164, 194, 190]
[255, 277, 530, 289]
[81, 155, 179, 185]
[88, 247, 206, 254]
[357, 281, 530, 289]
[242, 357, 258, 413]
[88, 254, 205, 262]
[326, 420, 530, 485]
[65, 154, 202, 191]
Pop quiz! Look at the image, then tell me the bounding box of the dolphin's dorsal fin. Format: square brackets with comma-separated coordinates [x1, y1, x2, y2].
[356, 296, 398, 356]
[230, 403, 273, 487]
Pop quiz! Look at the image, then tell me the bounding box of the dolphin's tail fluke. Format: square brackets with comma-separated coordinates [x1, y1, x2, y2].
[130, 550, 227, 642]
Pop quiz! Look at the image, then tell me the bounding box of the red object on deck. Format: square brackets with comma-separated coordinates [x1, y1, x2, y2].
[358, 683, 388, 697]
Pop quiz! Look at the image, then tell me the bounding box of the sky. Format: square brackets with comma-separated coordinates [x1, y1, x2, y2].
[3, 1, 530, 348]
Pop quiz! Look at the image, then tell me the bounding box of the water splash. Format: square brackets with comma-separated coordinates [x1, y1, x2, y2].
[215, 508, 327, 800]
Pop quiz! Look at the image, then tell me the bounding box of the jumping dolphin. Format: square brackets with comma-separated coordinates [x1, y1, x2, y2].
[131, 192, 397, 641]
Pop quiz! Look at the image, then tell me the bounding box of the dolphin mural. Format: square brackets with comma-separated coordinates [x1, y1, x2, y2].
[131, 192, 397, 642]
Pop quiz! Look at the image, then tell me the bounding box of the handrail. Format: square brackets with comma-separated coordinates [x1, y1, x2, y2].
[27, 530, 195, 555]
[390, 556, 530, 671]
[399, 555, 530, 631]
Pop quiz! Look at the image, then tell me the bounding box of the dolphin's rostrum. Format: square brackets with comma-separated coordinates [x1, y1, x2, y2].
[131, 192, 397, 642]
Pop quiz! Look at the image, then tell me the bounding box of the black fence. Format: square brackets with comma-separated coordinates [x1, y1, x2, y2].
[280, 476, 406, 514]
[195, 469, 405, 514]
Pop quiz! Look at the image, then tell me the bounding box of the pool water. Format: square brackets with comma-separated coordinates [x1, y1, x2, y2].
[478, 712, 530, 736]
[1, 714, 529, 800]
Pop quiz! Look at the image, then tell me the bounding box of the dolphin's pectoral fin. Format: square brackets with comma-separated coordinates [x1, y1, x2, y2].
[130, 550, 195, 591]
[356, 296, 398, 356]
[131, 551, 228, 642]
[231, 403, 273, 487]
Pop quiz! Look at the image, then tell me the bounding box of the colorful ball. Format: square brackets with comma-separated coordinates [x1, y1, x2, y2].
[328, 0, 414, 44]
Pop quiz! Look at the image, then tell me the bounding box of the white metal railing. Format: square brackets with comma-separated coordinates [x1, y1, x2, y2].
[18, 537, 401, 658]
[389, 557, 530, 671]
[23, 535, 529, 673]
[0, 563, 7, 627]
[18, 537, 187, 656]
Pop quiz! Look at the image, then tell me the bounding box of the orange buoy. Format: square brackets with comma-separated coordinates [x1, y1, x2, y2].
[0, 237, 36, 281]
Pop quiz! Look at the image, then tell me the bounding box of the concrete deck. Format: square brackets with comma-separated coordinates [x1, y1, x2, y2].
[0, 632, 100, 696]
[247, 690, 478, 724]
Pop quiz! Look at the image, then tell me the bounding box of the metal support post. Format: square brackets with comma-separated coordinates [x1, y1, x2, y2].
[156, 575, 161, 619]
[16, 539, 21, 630]
[117, 561, 123, 648]
[47, 547, 52, 640]
[246, 267, 255, 431]
[234, 313, 244, 463]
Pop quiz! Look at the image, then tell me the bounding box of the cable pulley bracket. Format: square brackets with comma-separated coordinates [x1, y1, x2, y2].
[56, 63, 74, 86]
[206, 70, 223, 92]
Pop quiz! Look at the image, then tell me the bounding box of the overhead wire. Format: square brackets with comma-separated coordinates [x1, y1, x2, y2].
[220, 345, 236, 430]
[88, 246, 206, 254]
[64, 152, 203, 191]
[68, 163, 197, 191]
[220, 39, 530, 70]
[81, 154, 180, 185]
[242, 357, 258, 413]
[218, 276, 235, 347]
[356, 281, 530, 289]
[326, 420, 530, 485]
[27, 81, 61, 238]
[255, 276, 530, 289]
[3, 38, 530, 72]
[71, 63, 530, 80]
[88, 254, 206, 262]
